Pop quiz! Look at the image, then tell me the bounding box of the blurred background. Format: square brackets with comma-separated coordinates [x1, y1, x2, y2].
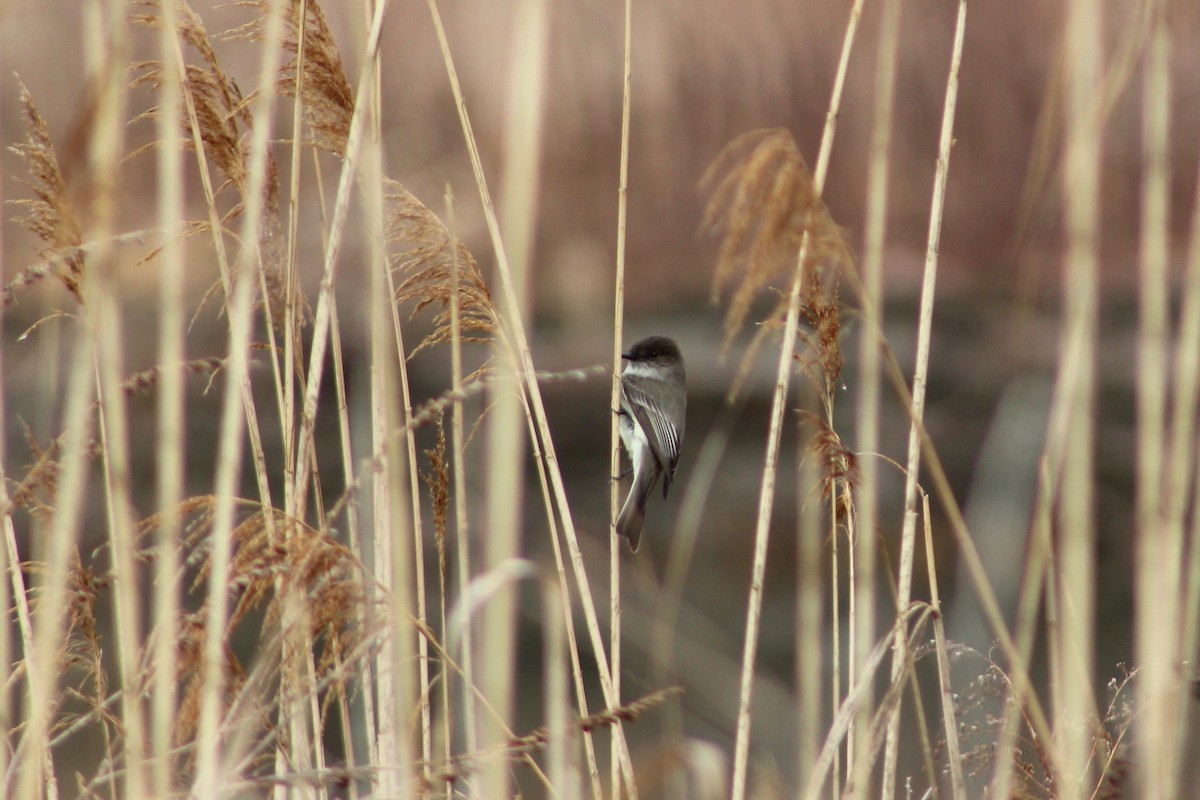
[3, 0, 1200, 795]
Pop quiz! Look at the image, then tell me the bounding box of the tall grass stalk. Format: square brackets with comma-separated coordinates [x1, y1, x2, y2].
[726, 4, 864, 798]
[796, 426, 822, 790]
[1055, 0, 1102, 793]
[1180, 140, 1200, 687]
[366, 36, 417, 799]
[816, 4, 862, 795]
[920, 493, 964, 797]
[150, 0, 186, 796]
[278, 3, 322, 792]
[801, 606, 933, 800]
[194, 0, 290, 790]
[426, 1, 639, 793]
[0, 61, 8, 797]
[849, 0, 902, 791]
[11, 340, 93, 800]
[168, 4, 276, 520]
[473, 0, 551, 793]
[444, 187, 482, 798]
[989, 460, 1055, 797]
[81, 1, 151, 795]
[1135, 2, 1180, 797]
[880, 0, 966, 794]
[382, 163, 435, 785]
[291, 0, 388, 525]
[609, 0, 633, 795]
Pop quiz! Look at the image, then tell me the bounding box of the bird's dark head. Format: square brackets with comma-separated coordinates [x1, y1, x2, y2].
[622, 335, 683, 368]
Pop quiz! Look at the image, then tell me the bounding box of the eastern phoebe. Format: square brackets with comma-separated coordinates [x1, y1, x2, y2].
[616, 335, 687, 551]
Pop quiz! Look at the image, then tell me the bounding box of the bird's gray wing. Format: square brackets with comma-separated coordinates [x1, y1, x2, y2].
[621, 374, 684, 494]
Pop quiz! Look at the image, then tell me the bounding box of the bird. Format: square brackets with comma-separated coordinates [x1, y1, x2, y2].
[616, 334, 686, 551]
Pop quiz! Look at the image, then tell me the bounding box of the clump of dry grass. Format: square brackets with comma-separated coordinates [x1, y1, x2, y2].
[912, 640, 1140, 800]
[6, 77, 86, 304]
[797, 409, 858, 515]
[132, 495, 382, 780]
[133, 0, 290, 326]
[702, 128, 849, 356]
[135, 2, 279, 216]
[228, 0, 353, 156]
[387, 182, 500, 357]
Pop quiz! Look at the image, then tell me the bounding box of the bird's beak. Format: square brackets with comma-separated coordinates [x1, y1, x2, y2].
[621, 351, 632, 360]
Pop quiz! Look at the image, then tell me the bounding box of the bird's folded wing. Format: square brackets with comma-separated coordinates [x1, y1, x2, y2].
[621, 377, 681, 476]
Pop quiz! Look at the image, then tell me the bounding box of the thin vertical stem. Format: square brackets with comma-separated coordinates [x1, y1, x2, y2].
[850, 0, 902, 792]
[11, 342, 92, 800]
[82, 1, 147, 794]
[921, 493, 965, 798]
[1056, 0, 1102, 793]
[1178, 142, 1200, 691]
[1135, 1, 1177, 797]
[881, 0, 966, 794]
[194, 0, 289, 792]
[426, 0, 639, 792]
[610, 0, 633, 795]
[729, 3, 864, 797]
[796, 429, 823, 790]
[444, 187, 482, 800]
[477, 0, 550, 793]
[152, 0, 186, 794]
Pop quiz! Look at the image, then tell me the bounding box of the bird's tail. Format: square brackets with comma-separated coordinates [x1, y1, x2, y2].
[616, 465, 660, 552]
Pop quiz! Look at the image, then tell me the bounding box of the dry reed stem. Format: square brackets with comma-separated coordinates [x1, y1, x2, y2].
[881, 0, 967, 792]
[801, 605, 934, 800]
[290, 0, 389, 524]
[279, 0, 310, 538]
[425, 1, 639, 794]
[1134, 2, 1181, 797]
[150, 2, 186, 791]
[0, 257, 12, 791]
[1179, 128, 1200, 698]
[850, 0, 903, 790]
[443, 187, 482, 790]
[352, 6, 416, 792]
[138, 0, 279, 535]
[825, 173, 1061, 781]
[12, 341, 93, 800]
[382, 175, 435, 790]
[1055, 0, 1102, 793]
[609, 0, 633, 796]
[920, 493, 965, 796]
[193, 0, 290, 791]
[718, 7, 862, 796]
[793, 409, 823, 790]
[476, 0, 550, 794]
[78, 3, 151, 794]
[268, 2, 325, 777]
[720, 131, 845, 797]
[989, 459, 1055, 798]
[4, 75, 86, 800]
